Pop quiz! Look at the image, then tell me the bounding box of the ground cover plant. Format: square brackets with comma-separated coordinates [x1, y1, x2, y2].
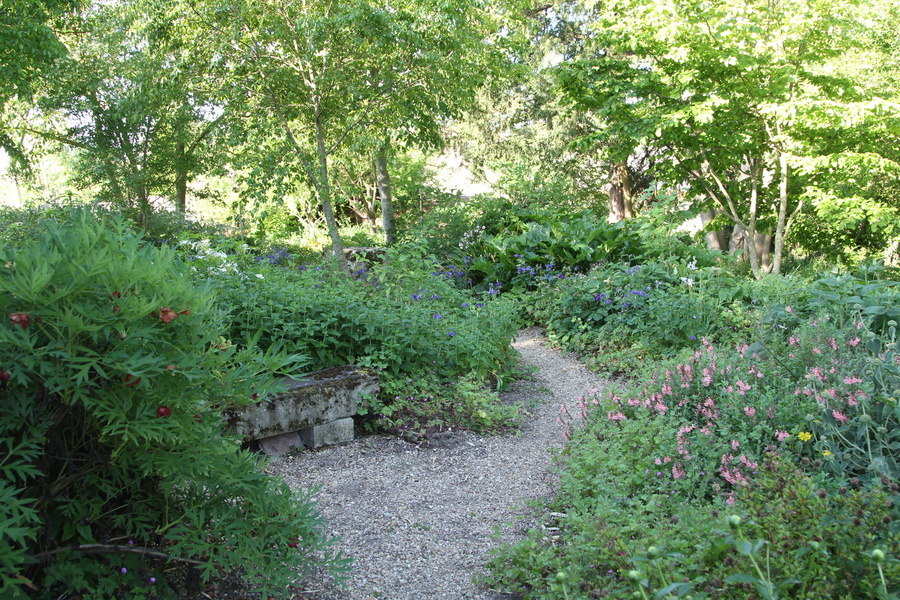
[0, 209, 347, 599]
[483, 269, 900, 598]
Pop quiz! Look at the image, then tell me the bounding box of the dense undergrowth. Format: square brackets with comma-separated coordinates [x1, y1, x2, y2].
[2, 197, 900, 599]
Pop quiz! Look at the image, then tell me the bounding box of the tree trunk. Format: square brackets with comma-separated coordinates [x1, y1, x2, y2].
[608, 161, 633, 223]
[755, 230, 772, 273]
[699, 209, 728, 252]
[314, 105, 349, 272]
[175, 140, 188, 215]
[772, 150, 789, 275]
[745, 158, 761, 278]
[375, 143, 395, 246]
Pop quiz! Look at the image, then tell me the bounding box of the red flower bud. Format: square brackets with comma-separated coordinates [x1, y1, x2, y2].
[123, 374, 141, 388]
[156, 406, 171, 418]
[0, 370, 9, 384]
[111, 290, 121, 298]
[179, 307, 190, 315]
[9, 312, 30, 329]
[158, 307, 178, 323]
[251, 393, 259, 400]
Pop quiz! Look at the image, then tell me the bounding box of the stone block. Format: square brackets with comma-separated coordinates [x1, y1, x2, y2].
[225, 365, 378, 442]
[298, 417, 355, 449]
[256, 431, 304, 457]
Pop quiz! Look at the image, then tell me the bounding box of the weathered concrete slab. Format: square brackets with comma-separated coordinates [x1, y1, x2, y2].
[257, 431, 304, 456]
[298, 417, 355, 449]
[225, 365, 378, 442]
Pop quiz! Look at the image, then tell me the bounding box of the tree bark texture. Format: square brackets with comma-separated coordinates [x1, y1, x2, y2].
[699, 209, 728, 252]
[314, 106, 349, 272]
[375, 144, 395, 246]
[175, 140, 187, 214]
[608, 161, 633, 223]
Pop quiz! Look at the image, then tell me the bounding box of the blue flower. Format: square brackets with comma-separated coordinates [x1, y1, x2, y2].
[461, 302, 470, 308]
[476, 303, 484, 308]
[430, 294, 441, 300]
[433, 313, 442, 320]
[448, 331, 456, 337]
[411, 293, 422, 301]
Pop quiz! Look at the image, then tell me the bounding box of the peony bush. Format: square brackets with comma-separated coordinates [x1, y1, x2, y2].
[0, 209, 345, 599]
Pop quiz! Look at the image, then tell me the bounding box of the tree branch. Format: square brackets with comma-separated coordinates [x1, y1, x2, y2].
[32, 544, 205, 565]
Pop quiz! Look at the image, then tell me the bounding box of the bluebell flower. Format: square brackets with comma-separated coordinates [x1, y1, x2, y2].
[476, 303, 484, 308]
[433, 313, 442, 320]
[448, 331, 456, 337]
[412, 293, 422, 301]
[430, 294, 441, 300]
[461, 302, 470, 308]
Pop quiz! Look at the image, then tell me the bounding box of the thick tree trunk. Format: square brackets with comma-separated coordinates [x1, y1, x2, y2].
[608, 162, 633, 223]
[175, 140, 187, 215]
[755, 230, 772, 273]
[699, 209, 728, 252]
[375, 143, 395, 246]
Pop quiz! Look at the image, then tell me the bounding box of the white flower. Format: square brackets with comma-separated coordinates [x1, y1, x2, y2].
[255, 273, 265, 279]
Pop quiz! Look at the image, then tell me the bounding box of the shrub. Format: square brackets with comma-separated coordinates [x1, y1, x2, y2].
[0, 209, 345, 599]
[198, 243, 523, 432]
[528, 258, 753, 367]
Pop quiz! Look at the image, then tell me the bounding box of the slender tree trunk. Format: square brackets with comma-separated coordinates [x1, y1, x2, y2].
[772, 150, 789, 275]
[175, 140, 188, 214]
[608, 161, 633, 223]
[314, 103, 349, 272]
[375, 143, 395, 246]
[745, 158, 761, 278]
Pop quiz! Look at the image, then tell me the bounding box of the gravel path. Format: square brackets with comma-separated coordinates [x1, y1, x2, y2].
[269, 327, 608, 599]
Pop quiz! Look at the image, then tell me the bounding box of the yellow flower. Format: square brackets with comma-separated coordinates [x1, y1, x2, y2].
[823, 450, 832, 456]
[798, 432, 812, 442]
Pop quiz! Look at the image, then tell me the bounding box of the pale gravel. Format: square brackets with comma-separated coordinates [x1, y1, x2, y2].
[267, 327, 609, 600]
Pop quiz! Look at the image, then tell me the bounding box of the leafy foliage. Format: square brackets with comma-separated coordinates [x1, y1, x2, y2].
[0, 209, 345, 598]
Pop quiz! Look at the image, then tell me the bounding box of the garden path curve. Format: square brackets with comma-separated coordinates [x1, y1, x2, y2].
[269, 326, 608, 599]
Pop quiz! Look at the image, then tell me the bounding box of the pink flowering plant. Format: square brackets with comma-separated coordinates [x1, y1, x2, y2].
[584, 338, 811, 504]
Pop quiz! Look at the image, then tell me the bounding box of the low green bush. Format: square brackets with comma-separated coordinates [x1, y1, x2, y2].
[192, 242, 523, 432]
[0, 209, 345, 599]
[527, 258, 753, 369]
